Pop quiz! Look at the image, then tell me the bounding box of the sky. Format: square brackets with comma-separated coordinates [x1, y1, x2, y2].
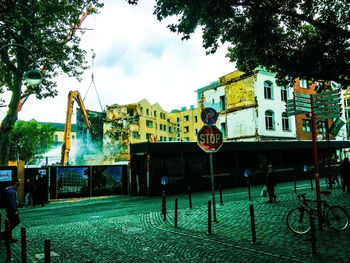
[1, 0, 235, 124]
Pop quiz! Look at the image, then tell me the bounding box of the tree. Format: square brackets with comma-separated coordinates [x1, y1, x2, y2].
[9, 120, 55, 163]
[128, 0, 349, 89]
[0, 1, 103, 164]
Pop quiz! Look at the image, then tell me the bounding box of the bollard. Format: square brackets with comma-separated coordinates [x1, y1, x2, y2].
[174, 198, 178, 227]
[310, 212, 317, 255]
[161, 190, 166, 221]
[294, 176, 297, 193]
[5, 219, 11, 262]
[21, 227, 27, 263]
[188, 187, 192, 209]
[310, 177, 313, 191]
[44, 239, 51, 263]
[219, 184, 223, 205]
[249, 204, 256, 243]
[208, 200, 212, 235]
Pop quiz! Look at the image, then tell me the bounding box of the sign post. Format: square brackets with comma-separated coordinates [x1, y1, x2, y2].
[198, 108, 223, 223]
[286, 89, 342, 229]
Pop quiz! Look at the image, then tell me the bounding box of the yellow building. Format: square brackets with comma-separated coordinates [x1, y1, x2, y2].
[103, 99, 177, 162]
[102, 100, 203, 162]
[167, 106, 202, 142]
[344, 88, 350, 139]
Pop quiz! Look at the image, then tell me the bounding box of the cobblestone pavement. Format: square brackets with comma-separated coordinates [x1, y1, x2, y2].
[1, 179, 350, 262]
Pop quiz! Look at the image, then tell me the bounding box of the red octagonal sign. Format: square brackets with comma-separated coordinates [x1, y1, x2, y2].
[197, 125, 223, 153]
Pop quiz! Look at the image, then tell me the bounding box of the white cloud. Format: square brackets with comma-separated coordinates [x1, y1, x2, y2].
[4, 0, 235, 124]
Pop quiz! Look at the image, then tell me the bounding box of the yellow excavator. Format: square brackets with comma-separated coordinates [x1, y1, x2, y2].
[61, 90, 93, 166]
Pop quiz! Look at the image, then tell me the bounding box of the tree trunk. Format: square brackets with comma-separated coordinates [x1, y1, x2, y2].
[0, 85, 21, 165]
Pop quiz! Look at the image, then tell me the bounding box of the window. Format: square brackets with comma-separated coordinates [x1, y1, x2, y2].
[265, 110, 274, 130]
[195, 129, 198, 135]
[194, 116, 198, 122]
[302, 119, 311, 132]
[282, 112, 290, 131]
[146, 120, 153, 128]
[220, 95, 226, 111]
[300, 79, 308, 89]
[146, 133, 152, 140]
[184, 126, 189, 133]
[154, 111, 157, 117]
[221, 123, 227, 137]
[281, 86, 287, 102]
[347, 99, 350, 107]
[176, 117, 180, 123]
[184, 115, 189, 122]
[264, 81, 273, 99]
[146, 108, 149, 116]
[319, 121, 327, 135]
[132, 131, 140, 139]
[346, 110, 350, 119]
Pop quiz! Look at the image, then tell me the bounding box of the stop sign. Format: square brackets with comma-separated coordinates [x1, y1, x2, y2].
[197, 125, 223, 153]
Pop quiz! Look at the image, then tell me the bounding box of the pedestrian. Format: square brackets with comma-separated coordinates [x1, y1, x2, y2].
[2, 178, 21, 243]
[265, 164, 277, 203]
[340, 157, 350, 193]
[25, 178, 35, 207]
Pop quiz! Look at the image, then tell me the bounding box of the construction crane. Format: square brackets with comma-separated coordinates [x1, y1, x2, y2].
[61, 90, 93, 166]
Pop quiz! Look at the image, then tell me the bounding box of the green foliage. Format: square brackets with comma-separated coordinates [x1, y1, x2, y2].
[0, 0, 103, 164]
[9, 120, 55, 162]
[128, 0, 350, 89]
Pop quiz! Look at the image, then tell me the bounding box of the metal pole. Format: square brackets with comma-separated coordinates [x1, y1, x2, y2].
[188, 187, 192, 209]
[174, 198, 178, 227]
[44, 239, 50, 263]
[21, 227, 27, 263]
[209, 152, 217, 222]
[5, 220, 11, 261]
[249, 204, 256, 243]
[310, 212, 317, 255]
[208, 200, 211, 234]
[310, 95, 323, 230]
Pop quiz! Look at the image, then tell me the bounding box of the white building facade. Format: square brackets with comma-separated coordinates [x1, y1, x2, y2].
[201, 69, 297, 141]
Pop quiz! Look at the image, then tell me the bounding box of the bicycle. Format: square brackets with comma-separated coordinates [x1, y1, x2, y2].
[286, 191, 349, 235]
[325, 174, 341, 189]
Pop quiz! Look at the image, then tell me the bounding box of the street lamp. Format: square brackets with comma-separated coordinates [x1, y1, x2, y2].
[0, 43, 42, 86]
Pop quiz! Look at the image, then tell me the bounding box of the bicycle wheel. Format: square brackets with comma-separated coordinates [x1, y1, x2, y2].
[287, 208, 311, 234]
[326, 206, 349, 231]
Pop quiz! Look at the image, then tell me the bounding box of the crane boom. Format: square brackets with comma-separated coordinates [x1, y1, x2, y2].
[61, 90, 93, 166]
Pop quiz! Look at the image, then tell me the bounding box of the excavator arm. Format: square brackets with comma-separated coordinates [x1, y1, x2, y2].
[61, 90, 93, 166]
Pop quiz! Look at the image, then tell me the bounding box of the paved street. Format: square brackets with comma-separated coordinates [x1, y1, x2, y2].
[1, 179, 350, 262]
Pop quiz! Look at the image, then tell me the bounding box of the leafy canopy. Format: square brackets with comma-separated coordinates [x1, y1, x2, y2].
[9, 120, 55, 162]
[0, 0, 103, 164]
[128, 0, 350, 90]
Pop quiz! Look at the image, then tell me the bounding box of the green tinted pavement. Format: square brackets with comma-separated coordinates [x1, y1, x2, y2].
[1, 179, 349, 262]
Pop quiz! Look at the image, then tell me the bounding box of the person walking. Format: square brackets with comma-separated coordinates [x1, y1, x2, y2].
[25, 178, 35, 207]
[265, 164, 277, 203]
[3, 178, 21, 243]
[340, 157, 350, 193]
